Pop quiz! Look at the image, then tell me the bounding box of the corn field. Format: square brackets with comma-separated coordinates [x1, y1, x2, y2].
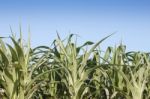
[0, 32, 150, 99]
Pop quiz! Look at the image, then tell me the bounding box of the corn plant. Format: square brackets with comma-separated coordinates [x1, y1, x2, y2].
[118, 52, 150, 99]
[44, 34, 113, 99]
[0, 34, 60, 99]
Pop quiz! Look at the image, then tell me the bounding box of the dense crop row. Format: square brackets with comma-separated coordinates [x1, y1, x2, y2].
[0, 33, 150, 99]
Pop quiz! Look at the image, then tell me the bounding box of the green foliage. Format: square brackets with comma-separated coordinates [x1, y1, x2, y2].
[0, 32, 150, 99]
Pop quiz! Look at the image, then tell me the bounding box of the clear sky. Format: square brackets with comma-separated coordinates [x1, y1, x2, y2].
[0, 0, 150, 51]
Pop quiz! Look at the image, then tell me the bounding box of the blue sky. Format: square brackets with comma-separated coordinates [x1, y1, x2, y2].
[0, 0, 150, 51]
